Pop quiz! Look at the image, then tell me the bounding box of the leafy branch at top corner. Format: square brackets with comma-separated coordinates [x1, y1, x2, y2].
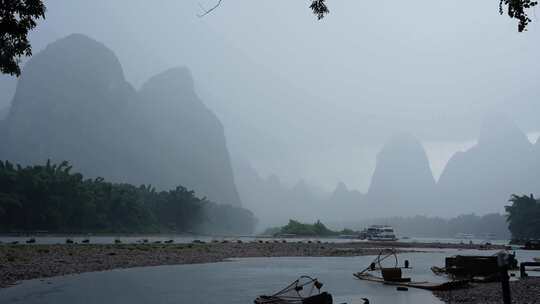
[310, 0, 329, 20]
[499, 0, 538, 32]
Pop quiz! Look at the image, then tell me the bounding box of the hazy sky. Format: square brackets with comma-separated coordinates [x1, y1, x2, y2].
[1, 0, 538, 192]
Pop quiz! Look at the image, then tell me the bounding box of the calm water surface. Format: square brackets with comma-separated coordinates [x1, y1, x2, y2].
[0, 250, 538, 304]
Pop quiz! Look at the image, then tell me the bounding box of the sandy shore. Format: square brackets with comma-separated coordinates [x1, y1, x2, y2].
[435, 278, 540, 304]
[0, 240, 505, 288]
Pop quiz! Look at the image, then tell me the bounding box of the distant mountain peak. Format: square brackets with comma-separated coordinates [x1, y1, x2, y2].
[437, 112, 537, 216]
[366, 132, 436, 214]
[333, 181, 348, 194]
[478, 112, 530, 149]
[374, 133, 432, 170]
[137, 67, 240, 205]
[266, 174, 282, 187]
[21, 33, 124, 87]
[140, 66, 194, 94]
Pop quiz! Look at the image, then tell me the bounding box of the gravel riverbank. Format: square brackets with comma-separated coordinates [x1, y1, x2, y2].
[434, 278, 540, 304]
[0, 240, 505, 288]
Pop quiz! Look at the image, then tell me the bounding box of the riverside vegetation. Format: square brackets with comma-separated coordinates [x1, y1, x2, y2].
[0, 160, 256, 235]
[505, 194, 540, 241]
[1, 158, 534, 240]
[264, 220, 360, 237]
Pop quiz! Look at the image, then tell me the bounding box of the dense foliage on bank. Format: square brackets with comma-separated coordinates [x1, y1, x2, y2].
[506, 194, 540, 240]
[0, 160, 256, 234]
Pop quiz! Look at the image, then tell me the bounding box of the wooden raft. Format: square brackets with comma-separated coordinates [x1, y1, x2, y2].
[353, 273, 469, 291]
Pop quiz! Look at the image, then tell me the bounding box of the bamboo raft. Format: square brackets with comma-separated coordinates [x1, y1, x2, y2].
[353, 272, 469, 291]
[254, 276, 334, 304]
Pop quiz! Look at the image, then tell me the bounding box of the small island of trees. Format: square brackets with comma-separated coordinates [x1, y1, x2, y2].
[265, 219, 359, 237]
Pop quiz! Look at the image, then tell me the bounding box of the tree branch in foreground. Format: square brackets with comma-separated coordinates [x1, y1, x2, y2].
[197, 0, 223, 18]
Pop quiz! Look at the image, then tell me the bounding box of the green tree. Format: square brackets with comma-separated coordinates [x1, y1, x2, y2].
[0, 0, 46, 76]
[278, 219, 338, 236]
[0, 159, 256, 234]
[499, 0, 538, 32]
[505, 194, 540, 240]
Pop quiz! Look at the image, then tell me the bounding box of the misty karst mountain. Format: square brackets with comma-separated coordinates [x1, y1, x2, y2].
[325, 182, 365, 222]
[137, 67, 240, 206]
[329, 182, 364, 210]
[237, 120, 540, 227]
[0, 107, 8, 120]
[0, 34, 241, 206]
[1, 1, 540, 198]
[366, 133, 436, 215]
[233, 161, 311, 227]
[233, 160, 364, 228]
[363, 121, 539, 218]
[1, 34, 538, 229]
[437, 113, 538, 215]
[0, 34, 144, 184]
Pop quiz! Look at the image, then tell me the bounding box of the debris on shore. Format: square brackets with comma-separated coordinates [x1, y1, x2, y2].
[434, 278, 540, 304]
[432, 253, 518, 282]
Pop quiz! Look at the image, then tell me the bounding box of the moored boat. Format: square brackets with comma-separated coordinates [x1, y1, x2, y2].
[354, 249, 469, 291]
[254, 276, 333, 304]
[366, 225, 398, 241]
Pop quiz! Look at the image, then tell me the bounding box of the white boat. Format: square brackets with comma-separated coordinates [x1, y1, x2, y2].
[366, 225, 398, 241]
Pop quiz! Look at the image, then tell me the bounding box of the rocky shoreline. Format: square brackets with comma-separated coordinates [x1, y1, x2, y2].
[0, 240, 505, 289]
[434, 278, 540, 304]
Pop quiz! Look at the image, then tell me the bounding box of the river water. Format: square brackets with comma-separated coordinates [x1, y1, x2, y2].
[1, 249, 538, 304]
